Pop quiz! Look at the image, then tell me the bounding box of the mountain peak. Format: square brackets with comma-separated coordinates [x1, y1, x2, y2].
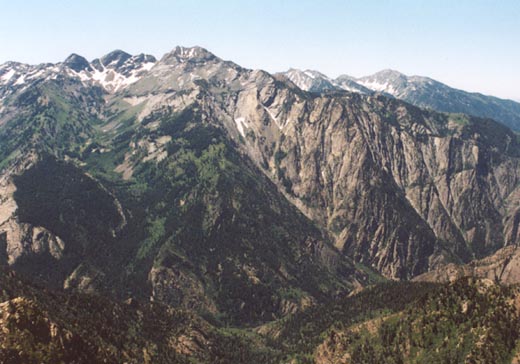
[132, 53, 157, 64]
[63, 53, 92, 72]
[161, 46, 217, 65]
[371, 69, 406, 80]
[100, 50, 132, 68]
[355, 69, 408, 94]
[335, 74, 357, 82]
[286, 68, 328, 79]
[173, 46, 215, 59]
[282, 68, 339, 92]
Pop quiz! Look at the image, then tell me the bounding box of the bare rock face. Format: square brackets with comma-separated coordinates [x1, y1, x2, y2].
[3, 221, 65, 264]
[207, 72, 520, 279]
[0, 154, 66, 268]
[149, 266, 218, 314]
[315, 330, 352, 364]
[114, 49, 520, 280]
[63, 263, 105, 292]
[414, 245, 520, 284]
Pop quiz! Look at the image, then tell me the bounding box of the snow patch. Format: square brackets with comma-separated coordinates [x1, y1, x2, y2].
[358, 80, 396, 95]
[123, 96, 148, 106]
[27, 69, 45, 80]
[342, 85, 360, 92]
[304, 70, 316, 79]
[14, 75, 26, 85]
[70, 60, 156, 92]
[234, 117, 248, 137]
[76, 70, 92, 82]
[141, 62, 155, 72]
[1, 69, 16, 82]
[263, 106, 283, 129]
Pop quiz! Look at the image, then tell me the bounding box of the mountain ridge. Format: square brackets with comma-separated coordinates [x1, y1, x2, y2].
[4, 47, 519, 130]
[282, 66, 520, 130]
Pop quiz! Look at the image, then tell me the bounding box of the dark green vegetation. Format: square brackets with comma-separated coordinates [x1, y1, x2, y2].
[0, 268, 279, 364]
[3, 270, 520, 364]
[273, 281, 439, 357]
[9, 99, 367, 326]
[0, 78, 103, 169]
[12, 157, 124, 284]
[114, 106, 364, 324]
[311, 279, 520, 364]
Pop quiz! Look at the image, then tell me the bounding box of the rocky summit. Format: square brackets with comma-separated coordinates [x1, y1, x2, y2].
[0, 46, 520, 363]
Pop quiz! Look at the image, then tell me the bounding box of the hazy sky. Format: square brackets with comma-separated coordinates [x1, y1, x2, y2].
[1, 0, 519, 100]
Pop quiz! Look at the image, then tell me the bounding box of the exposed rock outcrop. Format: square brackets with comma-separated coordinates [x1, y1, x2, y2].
[414, 245, 520, 284]
[214, 71, 520, 279]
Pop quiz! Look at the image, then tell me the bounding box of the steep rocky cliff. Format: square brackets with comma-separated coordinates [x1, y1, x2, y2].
[202, 63, 520, 279]
[106, 46, 519, 279]
[414, 245, 520, 284]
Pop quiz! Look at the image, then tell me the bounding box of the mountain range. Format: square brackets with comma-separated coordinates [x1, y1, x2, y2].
[0, 46, 520, 363]
[281, 68, 520, 131]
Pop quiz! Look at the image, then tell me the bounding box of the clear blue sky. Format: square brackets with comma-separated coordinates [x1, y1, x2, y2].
[1, 0, 519, 100]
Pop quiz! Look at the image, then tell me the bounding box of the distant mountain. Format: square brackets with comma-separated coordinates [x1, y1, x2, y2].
[280, 68, 520, 131]
[279, 68, 370, 94]
[282, 69, 339, 93]
[356, 69, 520, 131]
[0, 49, 156, 96]
[334, 74, 373, 94]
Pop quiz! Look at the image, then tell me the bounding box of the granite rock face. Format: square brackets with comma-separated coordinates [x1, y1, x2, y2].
[201, 68, 519, 279]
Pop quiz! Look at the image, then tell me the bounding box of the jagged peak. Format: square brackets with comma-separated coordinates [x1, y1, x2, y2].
[63, 53, 92, 72]
[0, 61, 25, 69]
[305, 69, 330, 78]
[173, 46, 216, 59]
[132, 53, 157, 64]
[281, 68, 341, 92]
[160, 46, 218, 64]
